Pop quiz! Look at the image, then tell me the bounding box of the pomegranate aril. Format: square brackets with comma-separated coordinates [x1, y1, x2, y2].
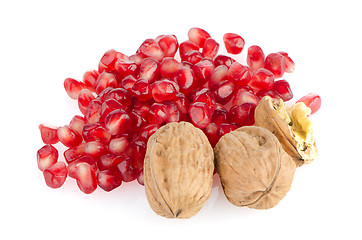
[209, 65, 228, 88]
[273, 80, 293, 101]
[97, 87, 114, 102]
[188, 102, 212, 129]
[163, 101, 181, 123]
[84, 141, 107, 159]
[264, 53, 286, 79]
[232, 87, 260, 106]
[127, 139, 147, 170]
[172, 92, 190, 121]
[85, 99, 103, 123]
[227, 62, 251, 86]
[151, 79, 177, 102]
[68, 156, 97, 178]
[173, 66, 196, 95]
[296, 93, 321, 115]
[106, 88, 132, 105]
[179, 40, 199, 59]
[83, 70, 99, 92]
[148, 103, 168, 125]
[202, 38, 219, 59]
[39, 124, 59, 145]
[116, 158, 139, 182]
[193, 88, 216, 114]
[223, 33, 245, 54]
[129, 53, 145, 66]
[137, 39, 164, 61]
[138, 124, 160, 141]
[214, 54, 236, 68]
[64, 143, 85, 164]
[97, 154, 124, 171]
[203, 123, 220, 147]
[132, 99, 153, 119]
[95, 72, 117, 94]
[120, 75, 137, 91]
[101, 98, 125, 121]
[64, 78, 85, 100]
[278, 51, 295, 73]
[129, 110, 147, 131]
[105, 109, 132, 135]
[43, 162, 67, 189]
[137, 171, 144, 186]
[131, 79, 153, 101]
[157, 35, 179, 57]
[69, 115, 86, 136]
[114, 59, 138, 78]
[57, 125, 82, 148]
[256, 89, 280, 100]
[98, 49, 118, 73]
[249, 68, 275, 91]
[98, 170, 122, 192]
[160, 57, 182, 78]
[75, 162, 97, 194]
[192, 59, 214, 88]
[37, 144, 58, 171]
[229, 103, 257, 126]
[218, 123, 238, 137]
[211, 80, 235, 105]
[247, 45, 265, 71]
[109, 136, 129, 155]
[188, 27, 211, 48]
[78, 89, 95, 115]
[181, 50, 204, 64]
[82, 123, 111, 143]
[212, 104, 230, 124]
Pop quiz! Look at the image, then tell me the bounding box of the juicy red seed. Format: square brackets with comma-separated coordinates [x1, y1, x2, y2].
[148, 103, 168, 125]
[218, 123, 238, 137]
[264, 53, 286, 79]
[273, 80, 293, 101]
[138, 124, 160, 141]
[172, 92, 190, 120]
[57, 125, 82, 148]
[78, 89, 95, 115]
[95, 72, 117, 94]
[69, 115, 86, 136]
[202, 38, 219, 59]
[229, 103, 257, 126]
[173, 66, 196, 95]
[37, 144, 58, 171]
[296, 93, 321, 115]
[129, 53, 145, 66]
[99, 49, 118, 72]
[247, 45, 265, 71]
[188, 27, 211, 48]
[129, 111, 147, 131]
[179, 40, 199, 59]
[97, 87, 114, 102]
[193, 88, 216, 114]
[139, 57, 160, 83]
[203, 123, 220, 147]
[137, 171, 144, 186]
[209, 65, 228, 88]
[214, 55, 236, 68]
[43, 162, 67, 189]
[64, 78, 85, 100]
[114, 59, 138, 78]
[85, 99, 103, 123]
[223, 33, 245, 54]
[105, 109, 132, 135]
[278, 52, 295, 73]
[63, 143, 85, 164]
[67, 156, 97, 179]
[98, 170, 122, 192]
[131, 79, 153, 101]
[151, 79, 177, 102]
[157, 35, 179, 57]
[212, 104, 230, 124]
[82, 123, 111, 143]
[39, 124, 59, 145]
[181, 50, 203, 64]
[211, 80, 235, 104]
[106, 88, 131, 105]
[160, 57, 182, 78]
[116, 158, 139, 182]
[132, 99, 153, 119]
[256, 89, 280, 100]
[83, 70, 99, 92]
[109, 136, 129, 155]
[84, 141, 107, 159]
[232, 87, 260, 106]
[249, 68, 275, 91]
[127, 139, 146, 170]
[137, 39, 164, 61]
[75, 162, 97, 194]
[192, 59, 215, 87]
[227, 62, 251, 86]
[188, 102, 212, 129]
[163, 101, 181, 123]
[101, 98, 125, 121]
[120, 75, 137, 91]
[97, 154, 124, 171]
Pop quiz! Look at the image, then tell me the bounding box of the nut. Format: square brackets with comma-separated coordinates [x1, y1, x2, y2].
[214, 126, 296, 209]
[144, 122, 214, 218]
[254, 96, 318, 167]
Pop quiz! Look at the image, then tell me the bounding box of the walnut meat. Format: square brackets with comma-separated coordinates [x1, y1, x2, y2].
[214, 126, 296, 209]
[144, 122, 214, 218]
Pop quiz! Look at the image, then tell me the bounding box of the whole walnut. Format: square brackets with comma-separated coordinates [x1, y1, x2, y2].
[144, 122, 214, 218]
[214, 126, 296, 209]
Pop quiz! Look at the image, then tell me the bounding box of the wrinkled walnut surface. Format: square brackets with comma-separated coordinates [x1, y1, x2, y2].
[144, 122, 214, 218]
[214, 126, 296, 209]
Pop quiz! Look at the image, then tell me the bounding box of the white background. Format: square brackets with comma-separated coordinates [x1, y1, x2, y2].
[1, 0, 361, 239]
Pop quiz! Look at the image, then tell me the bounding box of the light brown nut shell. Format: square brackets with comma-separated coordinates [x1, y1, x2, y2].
[214, 126, 296, 209]
[144, 122, 214, 218]
[254, 96, 318, 167]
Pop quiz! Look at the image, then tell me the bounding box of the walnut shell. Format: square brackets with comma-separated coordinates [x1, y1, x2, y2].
[214, 126, 296, 209]
[254, 96, 318, 167]
[144, 122, 214, 218]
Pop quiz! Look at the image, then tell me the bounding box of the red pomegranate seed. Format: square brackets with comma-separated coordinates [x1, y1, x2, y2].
[84, 141, 107, 159]
[98, 170, 122, 192]
[67, 156, 97, 178]
[106, 88, 131, 106]
[115, 158, 139, 182]
[105, 109, 131, 135]
[137, 171, 144, 186]
[129, 53, 145, 66]
[101, 98, 125, 121]
[97, 154, 124, 171]
[109, 136, 129, 155]
[64, 78, 85, 100]
[82, 123, 111, 143]
[39, 124, 59, 145]
[249, 68, 275, 91]
[247, 45, 265, 71]
[163, 101, 181, 123]
[98, 49, 118, 73]
[96, 87, 114, 102]
[127, 139, 147, 170]
[148, 103, 168, 125]
[131, 79, 153, 101]
[75, 162, 97, 194]
[63, 143, 85, 164]
[179, 40, 199, 59]
[229, 103, 257, 126]
[37, 144, 58, 171]
[273, 80, 293, 101]
[202, 38, 219, 59]
[203, 123, 219, 147]
[209, 65, 228, 88]
[137, 39, 164, 61]
[157, 35, 179, 57]
[173, 66, 196, 95]
[188, 102, 212, 129]
[193, 88, 216, 114]
[83, 70, 99, 92]
[43, 162, 67, 189]
[296, 93, 321, 115]
[129, 110, 147, 131]
[211, 80, 235, 105]
[188, 27, 211, 48]
[214, 54, 236, 68]
[160, 57, 182, 78]
[192, 59, 215, 88]
[278, 51, 295, 73]
[138, 124, 160, 141]
[151, 79, 177, 102]
[85, 99, 103, 123]
[218, 123, 238, 137]
[57, 125, 82, 148]
[120, 75, 137, 91]
[223, 33, 245, 54]
[139, 58, 160, 83]
[78, 89, 95, 115]
[114, 59, 138, 78]
[172, 92, 190, 121]
[232, 87, 260, 106]
[264, 53, 286, 79]
[181, 50, 203, 64]
[132, 99, 153, 119]
[227, 62, 251, 86]
[69, 115, 86, 136]
[256, 89, 280, 100]
[95, 72, 117, 94]
[212, 104, 230, 124]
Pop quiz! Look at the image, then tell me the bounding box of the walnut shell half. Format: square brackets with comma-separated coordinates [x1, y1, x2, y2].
[144, 122, 214, 218]
[214, 126, 296, 209]
[254, 96, 318, 167]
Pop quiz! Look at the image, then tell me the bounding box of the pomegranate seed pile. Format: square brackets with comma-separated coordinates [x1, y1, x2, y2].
[37, 28, 321, 194]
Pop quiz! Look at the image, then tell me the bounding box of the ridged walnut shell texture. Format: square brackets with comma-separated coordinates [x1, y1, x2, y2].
[214, 126, 296, 209]
[144, 122, 214, 219]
